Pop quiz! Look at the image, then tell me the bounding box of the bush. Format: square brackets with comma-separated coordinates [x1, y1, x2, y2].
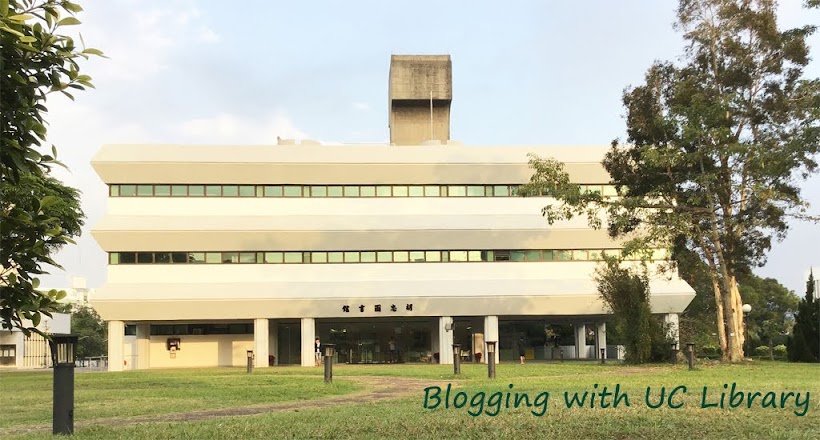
[774, 344, 787, 359]
[701, 345, 720, 359]
[754, 346, 769, 357]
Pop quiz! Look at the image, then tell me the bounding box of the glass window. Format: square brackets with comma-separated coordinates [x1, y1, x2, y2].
[188, 185, 205, 197]
[284, 252, 303, 263]
[450, 251, 468, 262]
[265, 186, 283, 197]
[424, 186, 440, 197]
[467, 186, 485, 197]
[110, 185, 120, 197]
[109, 253, 120, 264]
[239, 252, 256, 263]
[171, 252, 187, 263]
[222, 186, 239, 197]
[584, 185, 603, 195]
[393, 186, 408, 197]
[408, 186, 424, 197]
[360, 251, 376, 263]
[327, 186, 343, 197]
[425, 251, 441, 262]
[137, 185, 153, 196]
[256, 186, 264, 197]
[494, 251, 511, 261]
[256, 252, 264, 263]
[360, 186, 376, 197]
[311, 186, 327, 197]
[154, 253, 171, 263]
[510, 251, 526, 261]
[479, 251, 494, 262]
[344, 252, 360, 263]
[542, 250, 555, 261]
[120, 252, 136, 264]
[239, 186, 255, 197]
[468, 251, 482, 262]
[137, 252, 153, 263]
[588, 250, 603, 261]
[555, 250, 572, 261]
[344, 186, 360, 197]
[205, 252, 221, 263]
[206, 185, 221, 197]
[448, 186, 466, 197]
[328, 252, 344, 263]
[120, 185, 136, 196]
[603, 249, 620, 259]
[189, 252, 206, 263]
[572, 250, 588, 261]
[311, 252, 327, 263]
[154, 185, 171, 196]
[393, 251, 409, 262]
[283, 186, 302, 197]
[493, 186, 509, 197]
[509, 186, 520, 196]
[603, 185, 618, 197]
[171, 185, 187, 196]
[376, 251, 392, 262]
[526, 250, 541, 261]
[409, 251, 425, 262]
[376, 186, 391, 197]
[652, 249, 669, 260]
[222, 252, 239, 263]
[265, 252, 283, 263]
[441, 251, 449, 262]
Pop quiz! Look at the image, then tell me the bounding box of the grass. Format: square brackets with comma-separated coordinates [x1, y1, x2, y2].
[2, 361, 819, 439]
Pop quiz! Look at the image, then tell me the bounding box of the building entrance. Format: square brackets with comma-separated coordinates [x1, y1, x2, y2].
[317, 317, 434, 364]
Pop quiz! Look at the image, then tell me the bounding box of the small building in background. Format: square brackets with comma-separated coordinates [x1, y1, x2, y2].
[0, 313, 71, 369]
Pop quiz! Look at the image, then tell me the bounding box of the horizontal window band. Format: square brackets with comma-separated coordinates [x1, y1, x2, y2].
[107, 184, 620, 198]
[108, 249, 669, 265]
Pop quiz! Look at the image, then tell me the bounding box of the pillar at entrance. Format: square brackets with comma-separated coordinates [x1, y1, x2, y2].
[595, 322, 607, 359]
[108, 320, 125, 372]
[300, 318, 316, 367]
[136, 324, 150, 369]
[438, 317, 454, 365]
[269, 321, 278, 366]
[575, 324, 587, 359]
[484, 315, 499, 364]
[254, 318, 269, 368]
[664, 313, 680, 344]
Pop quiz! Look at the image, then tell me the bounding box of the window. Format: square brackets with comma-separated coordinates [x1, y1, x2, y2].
[172, 252, 188, 263]
[265, 186, 283, 197]
[494, 251, 511, 261]
[239, 186, 255, 197]
[360, 252, 376, 263]
[467, 186, 485, 197]
[328, 252, 344, 263]
[424, 186, 441, 197]
[120, 185, 136, 196]
[393, 251, 409, 262]
[189, 253, 206, 263]
[493, 186, 508, 197]
[109, 253, 120, 264]
[239, 252, 256, 263]
[572, 250, 588, 261]
[154, 185, 171, 196]
[450, 251, 468, 262]
[344, 252, 360, 263]
[205, 253, 221, 263]
[377, 251, 392, 262]
[448, 186, 466, 197]
[408, 186, 424, 197]
[311, 252, 328, 263]
[360, 186, 376, 197]
[284, 252, 303, 263]
[154, 253, 171, 263]
[222, 252, 239, 263]
[284, 186, 302, 197]
[393, 186, 408, 197]
[328, 186, 343, 197]
[510, 251, 526, 262]
[603, 185, 619, 197]
[189, 185, 205, 197]
[311, 186, 327, 197]
[110, 185, 120, 197]
[344, 186, 360, 197]
[554, 250, 572, 261]
[137, 252, 153, 264]
[137, 185, 153, 196]
[124, 325, 137, 336]
[526, 250, 541, 261]
[205, 185, 221, 197]
[222, 186, 239, 197]
[376, 186, 391, 197]
[468, 251, 483, 262]
[409, 251, 425, 262]
[265, 252, 283, 263]
[171, 185, 187, 196]
[425, 251, 441, 262]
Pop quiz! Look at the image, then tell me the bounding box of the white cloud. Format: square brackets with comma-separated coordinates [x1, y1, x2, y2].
[176, 112, 309, 144]
[352, 102, 371, 111]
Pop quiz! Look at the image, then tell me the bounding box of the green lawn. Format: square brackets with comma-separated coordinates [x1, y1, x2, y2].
[3, 361, 819, 439]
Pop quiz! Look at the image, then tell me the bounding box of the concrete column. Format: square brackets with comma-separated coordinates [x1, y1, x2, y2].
[575, 324, 587, 359]
[136, 324, 150, 370]
[269, 321, 278, 366]
[254, 318, 269, 368]
[300, 318, 315, 367]
[438, 316, 454, 365]
[107, 320, 125, 372]
[596, 322, 607, 359]
[483, 315, 499, 364]
[664, 313, 680, 345]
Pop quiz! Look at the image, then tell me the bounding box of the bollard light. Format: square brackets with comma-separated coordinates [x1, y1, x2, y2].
[246, 350, 254, 373]
[452, 343, 461, 375]
[600, 348, 606, 364]
[50, 334, 78, 435]
[686, 342, 695, 370]
[486, 341, 497, 379]
[324, 344, 335, 384]
[671, 342, 679, 365]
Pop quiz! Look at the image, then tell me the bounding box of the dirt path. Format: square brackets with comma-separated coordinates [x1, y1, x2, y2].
[4, 376, 455, 436]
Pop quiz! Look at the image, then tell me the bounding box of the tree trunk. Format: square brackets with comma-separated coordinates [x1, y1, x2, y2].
[710, 277, 728, 358]
[721, 275, 745, 362]
[768, 337, 774, 361]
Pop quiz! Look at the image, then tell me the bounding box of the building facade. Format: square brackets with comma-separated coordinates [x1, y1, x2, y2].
[0, 313, 71, 369]
[91, 56, 695, 371]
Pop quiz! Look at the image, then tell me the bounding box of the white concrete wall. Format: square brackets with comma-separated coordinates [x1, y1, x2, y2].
[148, 335, 253, 368]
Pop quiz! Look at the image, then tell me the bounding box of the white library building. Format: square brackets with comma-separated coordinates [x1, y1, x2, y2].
[91, 55, 695, 371]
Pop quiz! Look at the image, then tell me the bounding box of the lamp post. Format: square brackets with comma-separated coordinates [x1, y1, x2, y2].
[686, 342, 695, 370]
[671, 341, 679, 365]
[246, 350, 254, 373]
[742, 304, 752, 358]
[50, 334, 78, 435]
[486, 341, 497, 379]
[452, 343, 461, 375]
[324, 344, 335, 384]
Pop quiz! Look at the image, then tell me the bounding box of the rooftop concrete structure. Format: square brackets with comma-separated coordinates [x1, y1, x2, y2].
[388, 55, 452, 145]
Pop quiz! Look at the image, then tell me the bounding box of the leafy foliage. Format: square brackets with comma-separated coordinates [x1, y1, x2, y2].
[1, 0, 102, 334]
[69, 305, 106, 358]
[787, 271, 819, 362]
[521, 0, 820, 362]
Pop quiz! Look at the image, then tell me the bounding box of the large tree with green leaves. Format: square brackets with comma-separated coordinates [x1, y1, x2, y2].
[788, 271, 819, 362]
[522, 0, 819, 362]
[1, 0, 101, 334]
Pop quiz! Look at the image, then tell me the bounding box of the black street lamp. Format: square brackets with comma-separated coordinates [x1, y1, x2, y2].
[324, 344, 336, 384]
[50, 334, 78, 435]
[246, 350, 254, 373]
[671, 341, 679, 365]
[452, 343, 461, 375]
[486, 341, 497, 379]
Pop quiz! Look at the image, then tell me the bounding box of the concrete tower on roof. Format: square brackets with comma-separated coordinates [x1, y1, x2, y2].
[388, 55, 452, 146]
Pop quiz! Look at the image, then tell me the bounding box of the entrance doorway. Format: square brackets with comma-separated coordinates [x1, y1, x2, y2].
[317, 317, 434, 364]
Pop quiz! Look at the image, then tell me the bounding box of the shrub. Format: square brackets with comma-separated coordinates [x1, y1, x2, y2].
[754, 346, 769, 357]
[774, 345, 787, 359]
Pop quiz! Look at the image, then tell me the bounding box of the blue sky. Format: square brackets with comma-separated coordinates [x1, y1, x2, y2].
[41, 0, 820, 295]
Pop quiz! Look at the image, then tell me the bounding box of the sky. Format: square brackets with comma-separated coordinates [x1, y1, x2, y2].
[38, 0, 820, 296]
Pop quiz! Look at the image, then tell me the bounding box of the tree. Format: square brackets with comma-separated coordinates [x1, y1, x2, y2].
[736, 273, 799, 358]
[788, 271, 819, 362]
[522, 0, 820, 362]
[1, 0, 102, 334]
[70, 306, 106, 358]
[594, 259, 669, 363]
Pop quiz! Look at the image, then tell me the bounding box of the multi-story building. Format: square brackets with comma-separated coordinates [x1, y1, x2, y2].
[91, 55, 695, 371]
[0, 313, 71, 369]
